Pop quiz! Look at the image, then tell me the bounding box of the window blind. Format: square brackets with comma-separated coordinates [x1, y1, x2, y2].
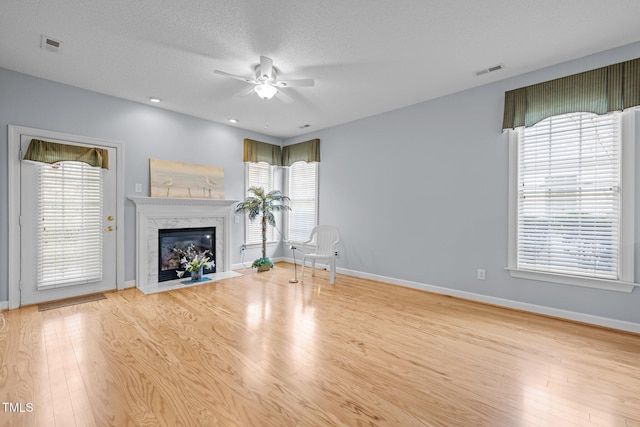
[288, 162, 318, 242]
[246, 162, 275, 244]
[517, 112, 620, 279]
[38, 161, 103, 289]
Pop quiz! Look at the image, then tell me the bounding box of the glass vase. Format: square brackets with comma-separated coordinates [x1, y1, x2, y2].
[191, 266, 203, 282]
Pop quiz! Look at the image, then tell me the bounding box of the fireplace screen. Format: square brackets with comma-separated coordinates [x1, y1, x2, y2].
[158, 227, 216, 281]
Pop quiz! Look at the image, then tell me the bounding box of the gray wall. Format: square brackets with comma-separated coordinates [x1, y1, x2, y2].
[286, 41, 640, 324]
[0, 68, 282, 300]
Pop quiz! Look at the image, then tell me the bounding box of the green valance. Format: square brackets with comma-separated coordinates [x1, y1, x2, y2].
[502, 57, 640, 130]
[282, 139, 321, 166]
[243, 139, 282, 166]
[23, 139, 109, 169]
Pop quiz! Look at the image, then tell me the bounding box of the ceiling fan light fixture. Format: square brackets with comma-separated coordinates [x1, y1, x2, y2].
[255, 83, 277, 100]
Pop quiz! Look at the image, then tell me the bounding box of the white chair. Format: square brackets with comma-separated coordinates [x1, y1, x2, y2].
[301, 225, 340, 284]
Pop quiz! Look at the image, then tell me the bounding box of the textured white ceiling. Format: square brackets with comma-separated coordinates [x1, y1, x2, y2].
[1, 0, 640, 138]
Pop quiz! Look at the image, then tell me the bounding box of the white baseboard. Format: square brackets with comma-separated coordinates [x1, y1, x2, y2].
[0, 301, 8, 310]
[124, 280, 136, 289]
[278, 259, 640, 335]
[232, 262, 254, 270]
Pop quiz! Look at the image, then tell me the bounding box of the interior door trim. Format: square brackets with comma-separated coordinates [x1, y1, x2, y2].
[7, 125, 125, 309]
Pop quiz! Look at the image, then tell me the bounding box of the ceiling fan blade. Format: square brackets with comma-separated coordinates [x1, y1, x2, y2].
[275, 90, 293, 104]
[260, 56, 273, 80]
[275, 78, 315, 88]
[237, 86, 257, 97]
[213, 70, 256, 84]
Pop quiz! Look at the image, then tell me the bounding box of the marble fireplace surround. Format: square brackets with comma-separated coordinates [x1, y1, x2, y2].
[129, 196, 236, 293]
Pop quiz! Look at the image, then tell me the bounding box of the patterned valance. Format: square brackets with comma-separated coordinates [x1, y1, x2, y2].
[282, 139, 320, 166]
[243, 139, 282, 166]
[23, 139, 109, 169]
[502, 57, 640, 130]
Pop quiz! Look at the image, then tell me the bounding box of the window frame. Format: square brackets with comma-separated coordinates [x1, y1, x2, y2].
[285, 161, 319, 243]
[507, 110, 636, 293]
[244, 161, 279, 246]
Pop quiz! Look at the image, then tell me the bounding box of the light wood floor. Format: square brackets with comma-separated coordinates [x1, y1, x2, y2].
[1, 263, 639, 426]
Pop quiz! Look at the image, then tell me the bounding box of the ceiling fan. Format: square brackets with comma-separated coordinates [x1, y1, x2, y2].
[214, 56, 315, 102]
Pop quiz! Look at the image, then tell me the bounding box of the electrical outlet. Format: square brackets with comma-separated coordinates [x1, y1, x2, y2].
[334, 251, 339, 256]
[477, 269, 486, 280]
[240, 245, 246, 254]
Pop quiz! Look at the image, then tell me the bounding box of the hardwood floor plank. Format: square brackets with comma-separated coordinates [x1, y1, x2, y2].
[0, 308, 37, 427]
[1, 262, 639, 426]
[33, 312, 54, 427]
[53, 310, 98, 427]
[44, 312, 78, 427]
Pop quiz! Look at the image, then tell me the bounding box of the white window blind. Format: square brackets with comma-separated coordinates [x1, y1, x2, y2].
[246, 162, 275, 244]
[38, 161, 103, 289]
[517, 112, 620, 280]
[288, 161, 318, 242]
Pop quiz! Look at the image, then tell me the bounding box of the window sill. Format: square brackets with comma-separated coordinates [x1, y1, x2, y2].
[506, 268, 636, 293]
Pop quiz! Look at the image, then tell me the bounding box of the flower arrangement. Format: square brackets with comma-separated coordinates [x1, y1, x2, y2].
[172, 243, 214, 278]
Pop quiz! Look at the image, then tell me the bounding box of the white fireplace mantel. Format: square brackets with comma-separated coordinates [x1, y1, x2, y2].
[129, 196, 237, 293]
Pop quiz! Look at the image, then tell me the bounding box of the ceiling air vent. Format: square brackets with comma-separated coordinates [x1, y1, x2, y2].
[474, 64, 503, 77]
[41, 35, 62, 53]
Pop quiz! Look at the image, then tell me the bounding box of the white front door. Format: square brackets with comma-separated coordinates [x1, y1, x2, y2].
[19, 134, 118, 305]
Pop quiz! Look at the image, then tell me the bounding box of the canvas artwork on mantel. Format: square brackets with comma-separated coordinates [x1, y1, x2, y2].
[150, 158, 224, 199]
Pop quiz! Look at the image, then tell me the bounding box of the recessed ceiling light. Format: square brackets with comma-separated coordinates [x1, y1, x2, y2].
[228, 118, 239, 124]
[149, 97, 161, 103]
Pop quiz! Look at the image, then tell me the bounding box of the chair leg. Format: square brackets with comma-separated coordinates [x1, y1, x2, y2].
[312, 259, 316, 276]
[301, 257, 306, 283]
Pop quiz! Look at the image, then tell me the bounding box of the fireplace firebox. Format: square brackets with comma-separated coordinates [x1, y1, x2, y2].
[158, 227, 216, 282]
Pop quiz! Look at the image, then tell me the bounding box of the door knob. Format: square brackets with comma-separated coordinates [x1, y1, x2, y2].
[107, 215, 114, 221]
[104, 226, 114, 232]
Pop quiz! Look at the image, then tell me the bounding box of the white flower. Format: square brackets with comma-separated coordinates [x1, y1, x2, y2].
[173, 243, 214, 278]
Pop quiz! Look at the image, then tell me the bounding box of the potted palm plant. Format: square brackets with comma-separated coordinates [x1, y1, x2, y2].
[235, 186, 291, 271]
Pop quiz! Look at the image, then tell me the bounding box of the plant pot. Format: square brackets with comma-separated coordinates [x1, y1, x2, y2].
[257, 264, 271, 272]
